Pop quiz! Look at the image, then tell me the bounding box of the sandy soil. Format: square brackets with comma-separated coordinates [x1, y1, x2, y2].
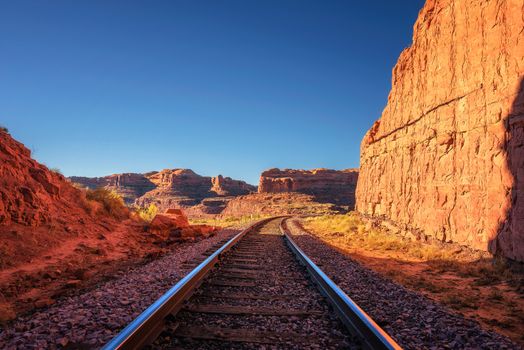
[0, 219, 171, 322]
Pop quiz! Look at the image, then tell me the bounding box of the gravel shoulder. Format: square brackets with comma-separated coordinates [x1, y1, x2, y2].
[0, 228, 239, 349]
[285, 218, 521, 350]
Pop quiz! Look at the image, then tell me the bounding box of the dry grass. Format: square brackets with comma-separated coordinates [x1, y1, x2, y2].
[190, 214, 271, 229]
[303, 213, 522, 283]
[136, 204, 158, 223]
[86, 188, 129, 219]
[49, 167, 62, 175]
[302, 212, 524, 344]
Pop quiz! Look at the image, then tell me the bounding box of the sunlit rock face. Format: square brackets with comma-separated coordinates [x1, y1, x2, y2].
[211, 175, 255, 196]
[258, 168, 359, 207]
[71, 169, 257, 213]
[70, 173, 155, 205]
[356, 0, 524, 261]
[0, 130, 122, 269]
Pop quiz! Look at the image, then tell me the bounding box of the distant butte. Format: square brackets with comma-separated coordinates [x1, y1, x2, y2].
[258, 168, 358, 207]
[70, 167, 358, 216]
[70, 170, 257, 215]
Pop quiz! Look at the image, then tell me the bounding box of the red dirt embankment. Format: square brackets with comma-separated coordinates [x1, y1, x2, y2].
[0, 130, 124, 269]
[0, 130, 164, 319]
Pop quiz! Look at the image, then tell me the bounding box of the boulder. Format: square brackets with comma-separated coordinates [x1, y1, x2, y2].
[149, 208, 217, 241]
[149, 209, 189, 239]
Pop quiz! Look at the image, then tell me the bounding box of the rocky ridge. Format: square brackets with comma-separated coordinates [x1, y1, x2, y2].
[71, 170, 257, 213]
[356, 0, 524, 261]
[259, 168, 358, 207]
[220, 192, 340, 217]
[0, 130, 121, 268]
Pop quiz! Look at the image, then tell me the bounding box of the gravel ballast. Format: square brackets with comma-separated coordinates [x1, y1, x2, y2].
[156, 218, 356, 349]
[0, 229, 239, 349]
[285, 218, 521, 350]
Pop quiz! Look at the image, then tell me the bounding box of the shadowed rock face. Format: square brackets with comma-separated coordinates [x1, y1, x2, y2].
[356, 0, 524, 261]
[258, 168, 359, 207]
[71, 169, 256, 212]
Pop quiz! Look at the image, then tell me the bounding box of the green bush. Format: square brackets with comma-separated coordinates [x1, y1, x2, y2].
[86, 188, 128, 219]
[0, 125, 8, 133]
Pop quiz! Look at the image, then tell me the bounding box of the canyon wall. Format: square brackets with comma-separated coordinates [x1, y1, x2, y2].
[71, 169, 256, 213]
[221, 193, 340, 217]
[356, 0, 524, 260]
[259, 168, 358, 207]
[70, 173, 155, 204]
[0, 130, 124, 268]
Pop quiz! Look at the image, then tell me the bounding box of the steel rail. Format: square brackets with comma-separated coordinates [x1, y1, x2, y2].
[102, 217, 276, 350]
[280, 219, 402, 350]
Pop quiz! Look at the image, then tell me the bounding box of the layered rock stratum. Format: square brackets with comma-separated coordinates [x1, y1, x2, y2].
[70, 173, 156, 205]
[259, 168, 359, 207]
[356, 0, 524, 261]
[71, 170, 256, 214]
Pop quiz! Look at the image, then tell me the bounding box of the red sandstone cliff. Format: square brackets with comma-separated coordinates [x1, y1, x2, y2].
[0, 130, 134, 269]
[211, 175, 255, 196]
[356, 0, 524, 261]
[259, 168, 358, 207]
[72, 169, 256, 213]
[70, 173, 155, 205]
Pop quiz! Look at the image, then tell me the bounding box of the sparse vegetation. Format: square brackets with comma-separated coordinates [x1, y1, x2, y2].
[86, 188, 129, 219]
[50, 167, 62, 175]
[301, 212, 524, 344]
[0, 125, 8, 133]
[303, 213, 519, 279]
[190, 214, 271, 228]
[440, 293, 479, 310]
[136, 204, 158, 223]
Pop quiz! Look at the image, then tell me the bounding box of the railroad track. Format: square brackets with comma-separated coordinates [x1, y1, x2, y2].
[104, 217, 401, 350]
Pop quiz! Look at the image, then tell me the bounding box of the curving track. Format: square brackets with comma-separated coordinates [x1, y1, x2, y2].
[104, 218, 400, 350]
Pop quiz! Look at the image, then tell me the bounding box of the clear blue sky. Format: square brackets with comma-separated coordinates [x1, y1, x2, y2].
[0, 1, 424, 185]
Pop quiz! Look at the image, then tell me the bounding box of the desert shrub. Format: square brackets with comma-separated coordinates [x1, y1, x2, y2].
[0, 125, 8, 133]
[86, 188, 128, 219]
[50, 167, 62, 175]
[189, 214, 269, 228]
[137, 204, 158, 223]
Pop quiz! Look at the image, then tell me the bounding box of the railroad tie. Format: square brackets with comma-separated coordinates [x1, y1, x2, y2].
[173, 325, 321, 345]
[182, 304, 324, 316]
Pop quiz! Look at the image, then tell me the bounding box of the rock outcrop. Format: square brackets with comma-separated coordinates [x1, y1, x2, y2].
[356, 0, 524, 261]
[259, 168, 358, 207]
[211, 175, 256, 196]
[0, 130, 123, 268]
[70, 173, 155, 205]
[221, 193, 341, 217]
[137, 169, 217, 209]
[71, 170, 256, 213]
[149, 208, 217, 241]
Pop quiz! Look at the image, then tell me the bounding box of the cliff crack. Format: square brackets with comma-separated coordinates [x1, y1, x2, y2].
[367, 87, 481, 145]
